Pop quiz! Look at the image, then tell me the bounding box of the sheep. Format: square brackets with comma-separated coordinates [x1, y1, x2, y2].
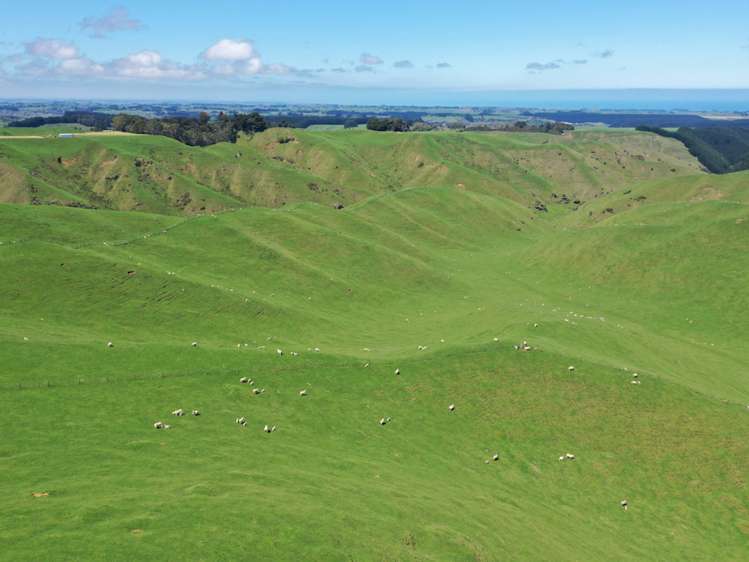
[394, 368, 400, 376]
[620, 500, 628, 511]
[565, 453, 576, 460]
[492, 453, 500, 461]
[559, 456, 565, 461]
[632, 373, 639, 378]
[291, 351, 299, 357]
[191, 341, 198, 348]
[493, 337, 499, 342]
[163, 424, 171, 429]
[172, 409, 184, 417]
[236, 417, 247, 426]
[252, 388, 263, 395]
[107, 341, 114, 348]
[363, 363, 370, 368]
[631, 380, 641, 385]
[153, 421, 164, 429]
[239, 377, 249, 384]
[299, 389, 307, 397]
[448, 404, 455, 412]
[313, 347, 320, 353]
[276, 348, 284, 356]
[263, 424, 276, 433]
[568, 366, 576, 372]
[192, 410, 200, 416]
[379, 418, 388, 426]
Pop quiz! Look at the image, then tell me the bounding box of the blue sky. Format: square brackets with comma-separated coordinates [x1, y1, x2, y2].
[1, 1, 748, 104]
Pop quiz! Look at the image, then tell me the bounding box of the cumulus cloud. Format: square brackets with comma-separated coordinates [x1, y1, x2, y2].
[25, 38, 78, 60]
[355, 64, 375, 73]
[110, 50, 204, 80]
[5, 36, 308, 83]
[393, 59, 414, 68]
[596, 49, 615, 58]
[526, 61, 561, 72]
[79, 6, 144, 38]
[202, 39, 256, 61]
[436, 62, 451, 68]
[201, 39, 263, 76]
[58, 57, 105, 75]
[359, 53, 383, 65]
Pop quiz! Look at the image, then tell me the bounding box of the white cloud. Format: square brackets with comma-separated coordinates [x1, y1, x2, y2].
[436, 62, 451, 68]
[25, 38, 78, 60]
[393, 60, 413, 68]
[355, 64, 375, 73]
[58, 57, 105, 75]
[201, 39, 263, 76]
[596, 49, 615, 59]
[202, 39, 256, 61]
[359, 53, 383, 65]
[80, 7, 144, 38]
[110, 50, 204, 80]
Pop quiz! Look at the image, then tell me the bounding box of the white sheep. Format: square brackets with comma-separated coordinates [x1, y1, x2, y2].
[379, 418, 387, 426]
[448, 404, 455, 412]
[153, 421, 164, 429]
[172, 409, 184, 417]
[276, 348, 284, 356]
[394, 368, 400, 376]
[107, 341, 114, 348]
[264, 424, 276, 433]
[568, 366, 576, 372]
[492, 453, 499, 461]
[631, 380, 641, 385]
[191, 341, 198, 348]
[192, 410, 200, 416]
[236, 417, 247, 426]
[565, 453, 576, 460]
[620, 500, 628, 511]
[299, 389, 307, 396]
[253, 388, 263, 395]
[239, 377, 249, 384]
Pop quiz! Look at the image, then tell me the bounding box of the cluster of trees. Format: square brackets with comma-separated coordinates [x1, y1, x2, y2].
[366, 117, 411, 132]
[460, 120, 574, 134]
[265, 114, 368, 129]
[637, 126, 749, 174]
[9, 111, 114, 129]
[111, 112, 268, 146]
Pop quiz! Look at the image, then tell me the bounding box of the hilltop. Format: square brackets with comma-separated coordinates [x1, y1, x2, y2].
[0, 127, 701, 214]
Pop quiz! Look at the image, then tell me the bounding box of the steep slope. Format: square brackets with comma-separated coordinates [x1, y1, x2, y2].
[0, 127, 702, 215]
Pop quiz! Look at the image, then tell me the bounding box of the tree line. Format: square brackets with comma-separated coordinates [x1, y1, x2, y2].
[637, 126, 749, 174]
[111, 112, 268, 146]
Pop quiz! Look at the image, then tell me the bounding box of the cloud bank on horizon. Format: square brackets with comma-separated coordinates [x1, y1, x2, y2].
[0, 1, 747, 101]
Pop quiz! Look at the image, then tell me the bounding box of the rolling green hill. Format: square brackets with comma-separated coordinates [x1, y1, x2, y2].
[0, 127, 701, 213]
[0, 129, 747, 561]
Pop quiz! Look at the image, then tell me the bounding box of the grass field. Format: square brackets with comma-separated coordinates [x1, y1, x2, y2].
[0, 128, 747, 561]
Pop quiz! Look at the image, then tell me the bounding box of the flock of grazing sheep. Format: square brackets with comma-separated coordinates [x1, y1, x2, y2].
[111, 337, 633, 511]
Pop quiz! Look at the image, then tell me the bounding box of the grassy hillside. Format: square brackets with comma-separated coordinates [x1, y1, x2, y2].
[0, 127, 702, 214]
[0, 131, 747, 561]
